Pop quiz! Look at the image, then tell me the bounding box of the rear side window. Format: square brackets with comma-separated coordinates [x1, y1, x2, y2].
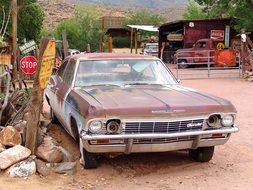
[63, 59, 76, 86]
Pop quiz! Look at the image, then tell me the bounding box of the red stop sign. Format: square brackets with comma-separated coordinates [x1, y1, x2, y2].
[20, 56, 37, 74]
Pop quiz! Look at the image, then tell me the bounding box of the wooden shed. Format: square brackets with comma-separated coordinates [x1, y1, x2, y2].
[158, 19, 238, 63]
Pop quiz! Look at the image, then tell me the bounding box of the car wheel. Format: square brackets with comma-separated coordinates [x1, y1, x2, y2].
[189, 146, 214, 162]
[50, 107, 59, 124]
[80, 148, 98, 169]
[178, 60, 188, 69]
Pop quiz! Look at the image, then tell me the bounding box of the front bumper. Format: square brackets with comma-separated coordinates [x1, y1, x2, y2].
[80, 126, 239, 154]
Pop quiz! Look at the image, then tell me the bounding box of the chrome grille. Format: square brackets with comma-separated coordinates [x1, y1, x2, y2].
[132, 136, 195, 144]
[123, 119, 204, 134]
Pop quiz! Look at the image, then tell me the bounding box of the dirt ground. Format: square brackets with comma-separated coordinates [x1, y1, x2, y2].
[1, 75, 253, 190]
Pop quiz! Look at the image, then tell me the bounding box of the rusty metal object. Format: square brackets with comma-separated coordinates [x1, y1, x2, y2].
[45, 53, 238, 167]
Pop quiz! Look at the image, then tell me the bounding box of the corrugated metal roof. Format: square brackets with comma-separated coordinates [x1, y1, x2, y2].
[159, 18, 230, 29]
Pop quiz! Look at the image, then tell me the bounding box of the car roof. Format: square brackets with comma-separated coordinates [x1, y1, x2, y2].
[68, 52, 159, 61]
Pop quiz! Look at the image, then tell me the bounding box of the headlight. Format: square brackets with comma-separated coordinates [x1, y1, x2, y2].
[207, 114, 219, 128]
[89, 121, 103, 133]
[221, 115, 234, 127]
[106, 120, 122, 134]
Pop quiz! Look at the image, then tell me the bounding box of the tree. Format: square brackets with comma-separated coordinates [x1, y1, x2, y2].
[124, 10, 165, 37]
[229, 0, 253, 32]
[125, 10, 165, 26]
[183, 0, 207, 20]
[192, 0, 253, 32]
[52, 5, 103, 51]
[0, 0, 44, 41]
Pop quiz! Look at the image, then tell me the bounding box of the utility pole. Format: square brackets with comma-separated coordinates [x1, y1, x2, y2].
[11, 0, 18, 80]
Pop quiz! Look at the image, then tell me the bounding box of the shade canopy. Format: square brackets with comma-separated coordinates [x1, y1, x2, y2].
[127, 25, 159, 32]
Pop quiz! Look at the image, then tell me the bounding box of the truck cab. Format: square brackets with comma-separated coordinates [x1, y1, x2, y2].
[174, 39, 216, 68]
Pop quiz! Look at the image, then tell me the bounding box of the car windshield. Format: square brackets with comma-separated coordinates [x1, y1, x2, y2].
[75, 59, 177, 87]
[145, 45, 158, 52]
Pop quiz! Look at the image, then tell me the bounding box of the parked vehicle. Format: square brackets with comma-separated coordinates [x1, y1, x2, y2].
[174, 39, 239, 68]
[45, 53, 239, 169]
[68, 49, 80, 56]
[141, 43, 159, 57]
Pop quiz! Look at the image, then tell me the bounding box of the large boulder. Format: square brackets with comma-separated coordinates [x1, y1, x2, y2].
[0, 145, 31, 170]
[36, 136, 64, 163]
[0, 126, 22, 146]
[6, 158, 36, 177]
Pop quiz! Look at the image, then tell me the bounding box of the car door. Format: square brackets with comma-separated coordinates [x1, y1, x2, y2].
[194, 41, 208, 63]
[56, 58, 77, 132]
[47, 59, 69, 120]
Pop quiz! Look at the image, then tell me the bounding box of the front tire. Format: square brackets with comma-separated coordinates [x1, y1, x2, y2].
[178, 59, 188, 69]
[189, 146, 214, 162]
[80, 148, 98, 169]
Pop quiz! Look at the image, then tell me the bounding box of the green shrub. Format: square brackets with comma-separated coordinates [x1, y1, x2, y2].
[112, 37, 131, 48]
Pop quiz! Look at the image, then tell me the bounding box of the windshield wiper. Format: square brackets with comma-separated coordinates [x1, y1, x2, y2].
[124, 82, 164, 86]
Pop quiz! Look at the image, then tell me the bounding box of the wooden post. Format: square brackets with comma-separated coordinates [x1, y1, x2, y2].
[11, 0, 18, 81]
[108, 35, 113, 53]
[62, 30, 68, 59]
[241, 29, 246, 74]
[135, 29, 138, 54]
[130, 28, 133, 53]
[25, 39, 51, 154]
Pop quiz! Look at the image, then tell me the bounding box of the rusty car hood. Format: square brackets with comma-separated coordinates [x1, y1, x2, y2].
[75, 85, 236, 118]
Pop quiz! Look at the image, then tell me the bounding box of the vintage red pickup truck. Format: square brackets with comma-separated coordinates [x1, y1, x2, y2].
[174, 39, 239, 68]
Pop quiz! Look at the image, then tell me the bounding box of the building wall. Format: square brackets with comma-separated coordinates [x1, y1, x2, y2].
[184, 20, 231, 48]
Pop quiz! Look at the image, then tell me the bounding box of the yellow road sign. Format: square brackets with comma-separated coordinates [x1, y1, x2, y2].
[217, 42, 225, 50]
[39, 40, 56, 89]
[0, 54, 11, 65]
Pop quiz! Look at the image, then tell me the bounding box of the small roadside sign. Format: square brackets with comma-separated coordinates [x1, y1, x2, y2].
[19, 55, 37, 74]
[19, 40, 36, 55]
[0, 54, 11, 65]
[39, 39, 56, 89]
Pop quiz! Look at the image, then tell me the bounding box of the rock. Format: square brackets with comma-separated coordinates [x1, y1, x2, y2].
[0, 143, 6, 153]
[0, 143, 5, 149]
[0, 145, 31, 170]
[35, 159, 51, 176]
[6, 158, 36, 177]
[0, 148, 5, 153]
[36, 136, 64, 163]
[55, 162, 77, 175]
[0, 126, 22, 146]
[58, 146, 72, 162]
[13, 121, 27, 145]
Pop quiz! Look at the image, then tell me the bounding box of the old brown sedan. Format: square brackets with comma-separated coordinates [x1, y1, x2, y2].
[45, 53, 239, 169]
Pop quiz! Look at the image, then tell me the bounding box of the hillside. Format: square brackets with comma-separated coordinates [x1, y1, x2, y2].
[77, 0, 187, 8]
[39, 0, 186, 30]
